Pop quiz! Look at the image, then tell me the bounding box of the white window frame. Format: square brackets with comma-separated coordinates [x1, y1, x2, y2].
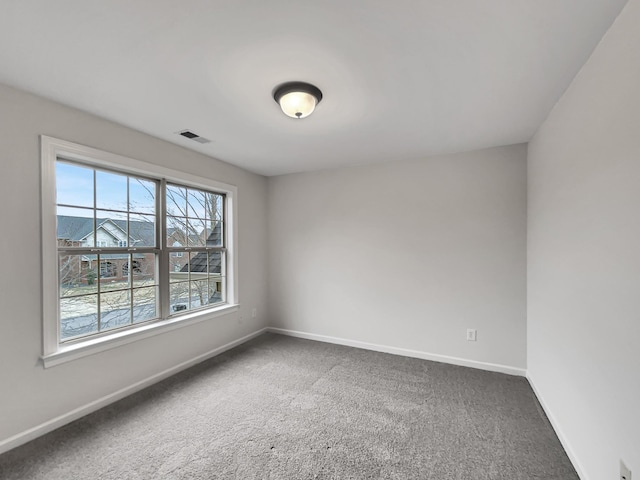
[41, 136, 239, 367]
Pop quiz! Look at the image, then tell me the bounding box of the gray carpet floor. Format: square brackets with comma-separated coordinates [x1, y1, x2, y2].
[0, 333, 578, 479]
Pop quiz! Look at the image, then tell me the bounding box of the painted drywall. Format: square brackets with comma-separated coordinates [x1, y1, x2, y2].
[0, 83, 268, 445]
[527, 0, 640, 477]
[268, 145, 527, 369]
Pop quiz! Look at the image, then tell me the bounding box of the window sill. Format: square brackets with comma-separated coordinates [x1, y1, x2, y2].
[42, 303, 239, 368]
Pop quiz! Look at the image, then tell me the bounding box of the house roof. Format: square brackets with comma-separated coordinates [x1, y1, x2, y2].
[57, 216, 94, 242]
[167, 227, 208, 246]
[180, 223, 223, 274]
[57, 215, 223, 273]
[180, 252, 221, 275]
[57, 215, 155, 246]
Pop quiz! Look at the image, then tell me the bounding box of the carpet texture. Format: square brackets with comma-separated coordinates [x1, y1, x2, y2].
[0, 333, 578, 479]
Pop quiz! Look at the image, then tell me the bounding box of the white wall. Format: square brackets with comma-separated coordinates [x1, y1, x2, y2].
[268, 145, 527, 370]
[527, 0, 640, 477]
[0, 83, 268, 447]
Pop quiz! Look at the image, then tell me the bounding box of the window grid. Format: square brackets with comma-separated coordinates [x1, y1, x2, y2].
[55, 160, 226, 344]
[165, 183, 226, 315]
[56, 161, 160, 343]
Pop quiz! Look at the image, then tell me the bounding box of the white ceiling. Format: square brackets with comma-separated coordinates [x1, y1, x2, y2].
[0, 0, 629, 176]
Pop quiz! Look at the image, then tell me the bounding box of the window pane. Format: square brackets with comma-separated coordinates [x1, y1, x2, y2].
[99, 256, 129, 291]
[129, 178, 155, 214]
[59, 254, 98, 297]
[57, 207, 94, 247]
[210, 248, 225, 304]
[60, 295, 98, 340]
[56, 161, 94, 208]
[166, 185, 187, 216]
[189, 280, 208, 308]
[133, 287, 157, 324]
[187, 189, 206, 219]
[129, 214, 155, 247]
[205, 192, 223, 222]
[187, 218, 206, 247]
[207, 251, 223, 274]
[205, 282, 218, 305]
[210, 277, 225, 304]
[96, 170, 127, 211]
[187, 251, 209, 277]
[100, 290, 131, 331]
[206, 221, 223, 247]
[169, 250, 186, 275]
[203, 192, 220, 220]
[169, 256, 188, 281]
[170, 282, 189, 313]
[95, 210, 128, 248]
[98, 258, 120, 280]
[131, 254, 156, 288]
[167, 216, 188, 246]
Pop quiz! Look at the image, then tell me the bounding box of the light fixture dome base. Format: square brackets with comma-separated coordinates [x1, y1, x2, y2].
[273, 81, 323, 119]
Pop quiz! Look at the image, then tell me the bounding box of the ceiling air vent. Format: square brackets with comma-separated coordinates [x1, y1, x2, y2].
[177, 130, 211, 144]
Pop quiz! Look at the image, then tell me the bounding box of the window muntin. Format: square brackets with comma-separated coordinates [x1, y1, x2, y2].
[54, 159, 227, 344]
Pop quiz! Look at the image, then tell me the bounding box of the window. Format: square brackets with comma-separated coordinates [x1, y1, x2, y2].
[166, 184, 225, 313]
[42, 136, 237, 366]
[99, 261, 117, 278]
[122, 260, 141, 276]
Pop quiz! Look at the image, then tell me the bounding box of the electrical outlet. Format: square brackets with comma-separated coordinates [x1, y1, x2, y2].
[621, 459, 632, 480]
[252, 308, 257, 318]
[466, 329, 477, 341]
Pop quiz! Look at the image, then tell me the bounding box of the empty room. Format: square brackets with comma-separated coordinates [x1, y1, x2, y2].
[0, 1, 638, 479]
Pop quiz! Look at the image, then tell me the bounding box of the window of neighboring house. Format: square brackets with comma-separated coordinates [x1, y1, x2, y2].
[122, 260, 141, 276]
[99, 261, 117, 278]
[42, 136, 237, 366]
[171, 241, 184, 257]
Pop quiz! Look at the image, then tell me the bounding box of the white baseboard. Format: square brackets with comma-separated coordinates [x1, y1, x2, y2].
[266, 327, 526, 377]
[0, 327, 267, 455]
[526, 372, 587, 480]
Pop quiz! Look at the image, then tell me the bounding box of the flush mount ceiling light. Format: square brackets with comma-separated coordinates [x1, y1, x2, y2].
[273, 81, 323, 119]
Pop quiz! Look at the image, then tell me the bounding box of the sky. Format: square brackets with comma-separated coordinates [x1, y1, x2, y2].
[56, 161, 155, 218]
[56, 161, 223, 221]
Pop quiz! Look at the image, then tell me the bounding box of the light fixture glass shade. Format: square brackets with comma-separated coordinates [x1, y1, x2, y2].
[278, 91, 317, 119]
[273, 82, 323, 119]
